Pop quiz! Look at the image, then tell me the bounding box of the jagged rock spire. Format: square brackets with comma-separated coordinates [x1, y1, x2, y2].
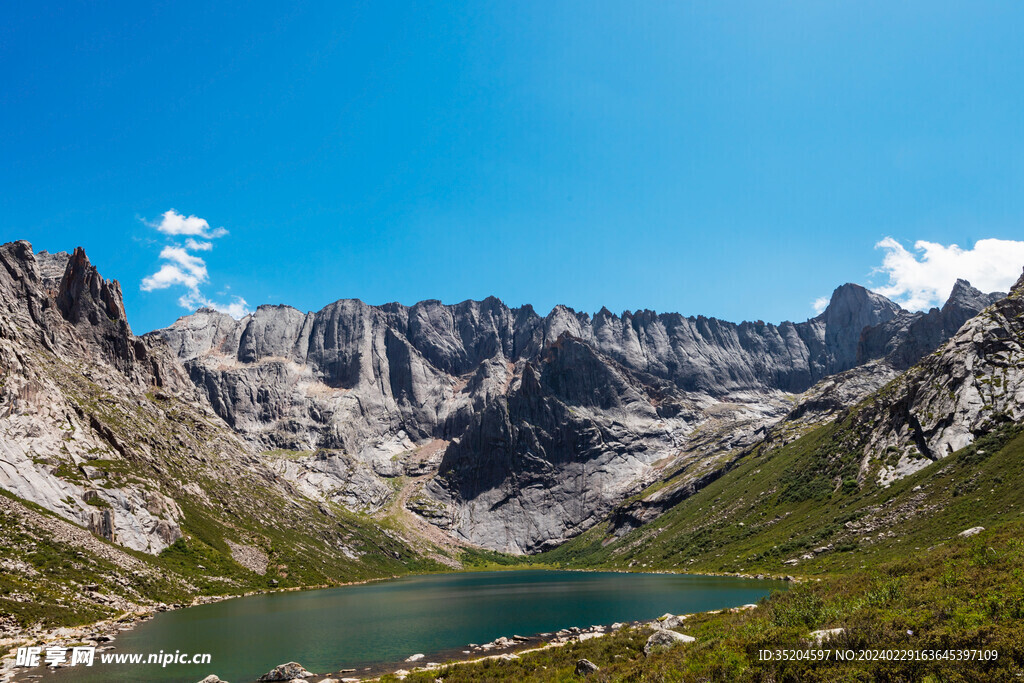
[56, 247, 130, 333]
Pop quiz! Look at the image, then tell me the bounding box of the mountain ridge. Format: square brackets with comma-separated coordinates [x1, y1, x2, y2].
[1, 239, 1010, 556]
[148, 254, 1001, 552]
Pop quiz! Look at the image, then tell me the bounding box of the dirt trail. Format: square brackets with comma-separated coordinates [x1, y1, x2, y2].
[383, 440, 480, 568]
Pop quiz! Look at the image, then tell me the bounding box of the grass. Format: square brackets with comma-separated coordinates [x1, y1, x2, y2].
[386, 522, 1024, 682]
[534, 419, 1024, 578]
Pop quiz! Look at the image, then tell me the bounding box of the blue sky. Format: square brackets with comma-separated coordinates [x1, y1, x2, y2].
[3, 2, 1024, 333]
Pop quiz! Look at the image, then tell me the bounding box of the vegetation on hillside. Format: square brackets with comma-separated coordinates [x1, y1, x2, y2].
[536, 415, 1024, 578]
[387, 522, 1024, 682]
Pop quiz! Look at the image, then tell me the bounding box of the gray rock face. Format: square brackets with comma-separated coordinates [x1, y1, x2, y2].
[35, 249, 70, 296]
[854, 270, 1024, 484]
[427, 344, 694, 552]
[153, 284, 905, 452]
[0, 243, 195, 552]
[858, 279, 1004, 371]
[266, 450, 393, 513]
[150, 277, 999, 553]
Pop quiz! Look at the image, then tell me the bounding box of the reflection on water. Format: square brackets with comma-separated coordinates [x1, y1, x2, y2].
[50, 570, 784, 683]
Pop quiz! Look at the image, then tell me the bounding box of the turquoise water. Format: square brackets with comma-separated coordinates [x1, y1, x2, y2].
[48, 570, 783, 682]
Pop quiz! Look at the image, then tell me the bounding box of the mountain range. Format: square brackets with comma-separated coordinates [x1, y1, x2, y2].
[0, 238, 1019, 641]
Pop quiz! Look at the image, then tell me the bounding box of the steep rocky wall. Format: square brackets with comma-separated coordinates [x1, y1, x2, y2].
[152, 282, 908, 456]
[0, 242, 188, 552]
[150, 267, 1001, 552]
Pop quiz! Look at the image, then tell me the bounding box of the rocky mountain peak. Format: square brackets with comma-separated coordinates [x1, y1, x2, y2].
[56, 247, 130, 334]
[820, 283, 902, 323]
[948, 277, 981, 301]
[816, 283, 902, 374]
[943, 278, 1003, 318]
[35, 245, 189, 389]
[1011, 267, 1024, 295]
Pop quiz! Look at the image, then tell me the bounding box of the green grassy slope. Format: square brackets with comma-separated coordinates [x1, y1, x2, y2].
[0, 483, 445, 633]
[536, 410, 1024, 577]
[389, 522, 1024, 682]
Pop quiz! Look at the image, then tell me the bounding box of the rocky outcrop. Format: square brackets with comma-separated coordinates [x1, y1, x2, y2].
[257, 662, 312, 681]
[35, 249, 70, 296]
[853, 270, 1024, 484]
[264, 449, 393, 513]
[0, 242, 188, 552]
[0, 242, 373, 561]
[859, 279, 1004, 371]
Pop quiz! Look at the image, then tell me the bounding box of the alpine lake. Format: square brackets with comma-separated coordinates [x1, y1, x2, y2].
[48, 570, 785, 682]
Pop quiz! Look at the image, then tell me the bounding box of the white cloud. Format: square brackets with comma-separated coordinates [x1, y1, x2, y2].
[140, 210, 250, 319]
[178, 290, 251, 318]
[184, 238, 213, 251]
[158, 246, 208, 281]
[147, 209, 228, 238]
[811, 296, 830, 314]
[140, 264, 201, 292]
[871, 237, 1024, 311]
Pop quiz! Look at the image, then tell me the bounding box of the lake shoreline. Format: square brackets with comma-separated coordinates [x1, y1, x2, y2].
[0, 575, 403, 683]
[326, 599, 769, 682]
[2, 569, 792, 683]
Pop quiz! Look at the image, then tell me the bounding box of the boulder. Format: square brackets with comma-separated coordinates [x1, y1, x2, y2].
[197, 676, 228, 683]
[405, 654, 425, 662]
[661, 615, 687, 629]
[958, 526, 984, 538]
[575, 659, 600, 675]
[808, 628, 845, 644]
[257, 662, 312, 681]
[644, 629, 695, 656]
